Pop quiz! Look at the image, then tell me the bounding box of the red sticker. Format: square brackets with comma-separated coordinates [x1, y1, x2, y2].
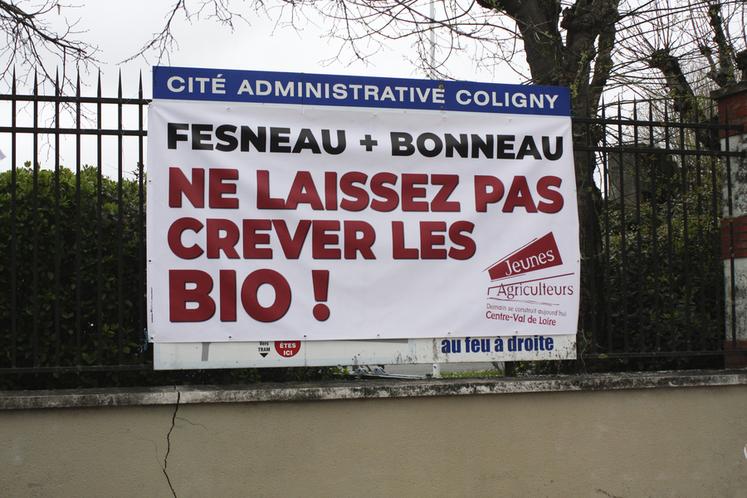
[274, 341, 301, 358]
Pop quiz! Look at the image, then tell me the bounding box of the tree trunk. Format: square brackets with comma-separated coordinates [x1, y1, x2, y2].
[476, 0, 619, 360]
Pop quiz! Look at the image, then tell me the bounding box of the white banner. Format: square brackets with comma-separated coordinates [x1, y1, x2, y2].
[147, 68, 580, 343]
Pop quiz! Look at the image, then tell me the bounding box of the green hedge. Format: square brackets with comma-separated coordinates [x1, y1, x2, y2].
[0, 164, 333, 388]
[0, 164, 144, 371]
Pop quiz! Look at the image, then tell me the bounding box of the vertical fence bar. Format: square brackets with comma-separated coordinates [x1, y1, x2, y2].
[616, 101, 629, 351]
[75, 72, 82, 364]
[678, 110, 691, 350]
[117, 72, 124, 363]
[137, 72, 146, 362]
[723, 107, 736, 346]
[693, 112, 706, 351]
[663, 104, 675, 351]
[633, 101, 644, 351]
[709, 103, 722, 350]
[649, 103, 661, 352]
[53, 71, 62, 365]
[601, 101, 612, 350]
[585, 98, 597, 353]
[96, 71, 104, 363]
[31, 72, 40, 366]
[9, 70, 17, 367]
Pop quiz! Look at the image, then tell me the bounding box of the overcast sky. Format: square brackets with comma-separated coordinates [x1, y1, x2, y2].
[77, 1, 509, 94]
[0, 1, 515, 175]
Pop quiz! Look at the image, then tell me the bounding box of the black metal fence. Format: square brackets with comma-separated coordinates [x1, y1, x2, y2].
[0, 73, 744, 384]
[0, 73, 148, 379]
[574, 99, 743, 369]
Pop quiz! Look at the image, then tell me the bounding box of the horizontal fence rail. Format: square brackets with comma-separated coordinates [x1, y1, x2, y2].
[0, 75, 744, 385]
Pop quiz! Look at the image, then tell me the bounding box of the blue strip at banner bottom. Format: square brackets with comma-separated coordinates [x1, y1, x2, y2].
[153, 66, 571, 116]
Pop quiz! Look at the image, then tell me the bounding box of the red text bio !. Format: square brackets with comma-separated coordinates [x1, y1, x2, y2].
[275, 341, 301, 358]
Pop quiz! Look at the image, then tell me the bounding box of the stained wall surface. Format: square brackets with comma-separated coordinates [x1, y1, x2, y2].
[2, 385, 747, 497]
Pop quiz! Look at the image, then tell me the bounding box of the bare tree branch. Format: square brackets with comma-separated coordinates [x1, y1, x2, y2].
[121, 0, 252, 65]
[705, 0, 736, 86]
[0, 0, 98, 90]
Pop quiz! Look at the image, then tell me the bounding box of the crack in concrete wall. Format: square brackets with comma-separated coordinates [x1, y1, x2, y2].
[161, 390, 180, 498]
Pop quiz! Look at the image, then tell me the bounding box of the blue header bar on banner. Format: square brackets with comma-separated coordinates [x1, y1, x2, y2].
[153, 66, 570, 116]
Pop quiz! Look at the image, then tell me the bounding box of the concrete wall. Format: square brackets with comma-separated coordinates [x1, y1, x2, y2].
[2, 382, 747, 497]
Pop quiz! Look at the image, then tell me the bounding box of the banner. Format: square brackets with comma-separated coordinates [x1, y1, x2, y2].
[147, 67, 580, 343]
